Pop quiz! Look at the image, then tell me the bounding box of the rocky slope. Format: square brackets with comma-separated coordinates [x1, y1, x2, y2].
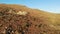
[0, 4, 60, 34]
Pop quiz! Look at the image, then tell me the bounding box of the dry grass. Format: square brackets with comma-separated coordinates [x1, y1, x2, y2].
[0, 4, 60, 34]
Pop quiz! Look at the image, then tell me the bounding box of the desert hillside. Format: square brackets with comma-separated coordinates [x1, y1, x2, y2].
[0, 4, 60, 34]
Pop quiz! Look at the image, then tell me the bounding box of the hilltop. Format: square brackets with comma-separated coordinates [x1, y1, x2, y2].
[0, 4, 60, 34]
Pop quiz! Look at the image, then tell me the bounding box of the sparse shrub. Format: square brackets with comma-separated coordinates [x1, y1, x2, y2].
[38, 24, 42, 27]
[5, 25, 13, 34]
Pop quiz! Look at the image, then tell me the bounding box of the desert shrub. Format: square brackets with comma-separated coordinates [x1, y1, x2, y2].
[38, 24, 42, 27]
[5, 25, 14, 34]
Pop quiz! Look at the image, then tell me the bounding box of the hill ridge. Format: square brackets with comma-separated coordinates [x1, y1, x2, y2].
[0, 4, 60, 34]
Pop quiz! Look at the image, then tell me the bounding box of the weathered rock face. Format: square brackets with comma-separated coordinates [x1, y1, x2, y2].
[0, 4, 60, 34]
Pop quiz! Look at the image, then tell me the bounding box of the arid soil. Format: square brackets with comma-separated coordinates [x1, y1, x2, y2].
[0, 4, 60, 34]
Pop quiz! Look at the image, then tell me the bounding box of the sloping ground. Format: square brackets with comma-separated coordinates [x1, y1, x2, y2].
[0, 4, 60, 34]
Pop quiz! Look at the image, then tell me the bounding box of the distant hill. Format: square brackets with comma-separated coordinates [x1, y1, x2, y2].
[0, 4, 60, 34]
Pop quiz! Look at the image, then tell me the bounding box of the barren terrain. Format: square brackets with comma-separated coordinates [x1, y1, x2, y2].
[0, 4, 60, 34]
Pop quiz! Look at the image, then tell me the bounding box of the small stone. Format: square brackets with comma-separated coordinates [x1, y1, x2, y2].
[5, 27, 7, 29]
[0, 24, 2, 27]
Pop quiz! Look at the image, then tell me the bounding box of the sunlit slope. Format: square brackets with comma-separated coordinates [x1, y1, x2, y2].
[0, 4, 60, 34]
[0, 4, 60, 27]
